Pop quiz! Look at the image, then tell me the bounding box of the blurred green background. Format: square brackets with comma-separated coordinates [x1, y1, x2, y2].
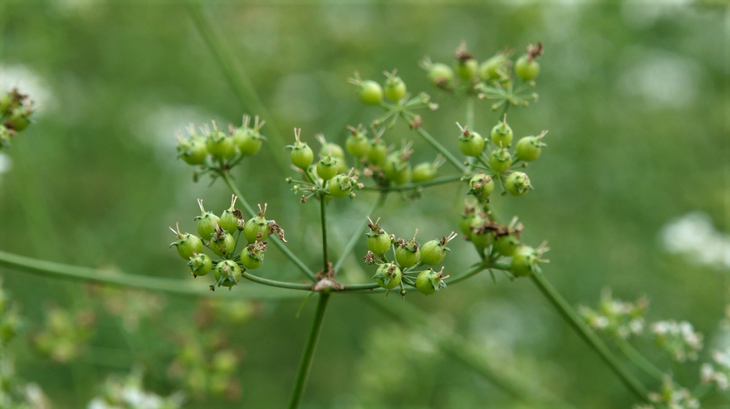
[0, 1, 728, 408]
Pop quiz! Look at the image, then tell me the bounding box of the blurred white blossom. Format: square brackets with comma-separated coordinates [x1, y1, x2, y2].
[660, 211, 730, 271]
[0, 64, 52, 115]
[635, 377, 700, 409]
[651, 320, 703, 362]
[87, 369, 184, 409]
[578, 288, 648, 340]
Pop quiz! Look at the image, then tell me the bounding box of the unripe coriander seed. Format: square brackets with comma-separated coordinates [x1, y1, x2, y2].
[209, 225, 236, 258]
[359, 80, 383, 105]
[395, 230, 421, 268]
[287, 128, 314, 170]
[505, 172, 533, 196]
[241, 241, 266, 270]
[345, 125, 371, 158]
[490, 114, 513, 148]
[515, 130, 548, 162]
[373, 262, 402, 290]
[195, 199, 220, 240]
[416, 267, 449, 296]
[317, 154, 340, 181]
[468, 173, 495, 200]
[177, 136, 208, 166]
[383, 70, 407, 102]
[169, 223, 203, 260]
[456, 123, 485, 157]
[489, 147, 513, 174]
[206, 123, 235, 159]
[420, 232, 458, 266]
[479, 54, 508, 81]
[188, 253, 212, 277]
[366, 217, 391, 255]
[243, 203, 270, 243]
[219, 195, 243, 234]
[427, 63, 454, 88]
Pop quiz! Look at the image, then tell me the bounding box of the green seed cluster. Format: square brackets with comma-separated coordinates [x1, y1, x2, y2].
[32, 307, 95, 363]
[286, 128, 366, 202]
[176, 114, 266, 180]
[459, 116, 548, 200]
[170, 196, 284, 291]
[421, 41, 543, 97]
[0, 88, 35, 150]
[364, 217, 455, 296]
[170, 332, 241, 399]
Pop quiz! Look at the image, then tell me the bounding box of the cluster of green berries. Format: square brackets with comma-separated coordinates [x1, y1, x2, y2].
[176, 115, 265, 171]
[460, 207, 548, 277]
[286, 128, 368, 202]
[364, 217, 456, 296]
[421, 41, 544, 93]
[457, 116, 548, 198]
[170, 196, 285, 291]
[170, 333, 241, 399]
[0, 88, 35, 150]
[32, 307, 96, 363]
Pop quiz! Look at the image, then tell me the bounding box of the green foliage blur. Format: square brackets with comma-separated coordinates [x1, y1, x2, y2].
[0, 1, 727, 408]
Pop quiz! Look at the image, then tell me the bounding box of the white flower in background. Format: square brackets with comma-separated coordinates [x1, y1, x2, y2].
[87, 369, 184, 409]
[578, 288, 648, 340]
[131, 104, 221, 168]
[0, 64, 52, 115]
[700, 346, 730, 392]
[660, 211, 730, 271]
[0, 153, 11, 175]
[651, 320, 703, 362]
[636, 377, 700, 409]
[619, 50, 701, 110]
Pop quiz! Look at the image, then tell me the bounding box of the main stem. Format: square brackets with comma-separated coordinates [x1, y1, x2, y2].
[530, 272, 650, 402]
[320, 195, 329, 273]
[287, 293, 331, 409]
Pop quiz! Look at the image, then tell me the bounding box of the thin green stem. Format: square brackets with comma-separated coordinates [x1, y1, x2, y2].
[241, 271, 313, 292]
[287, 293, 330, 409]
[445, 263, 488, 285]
[362, 174, 462, 192]
[402, 113, 465, 172]
[333, 193, 387, 274]
[221, 172, 317, 281]
[185, 2, 289, 172]
[466, 96, 475, 130]
[530, 272, 651, 402]
[0, 250, 299, 300]
[320, 195, 329, 272]
[613, 337, 666, 382]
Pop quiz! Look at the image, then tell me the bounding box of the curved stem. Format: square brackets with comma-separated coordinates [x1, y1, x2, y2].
[0, 250, 299, 300]
[613, 337, 666, 382]
[320, 195, 329, 272]
[241, 271, 313, 291]
[466, 96, 475, 130]
[333, 193, 387, 274]
[445, 263, 488, 285]
[221, 172, 317, 282]
[361, 174, 462, 192]
[287, 293, 330, 409]
[402, 113, 465, 172]
[530, 271, 650, 402]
